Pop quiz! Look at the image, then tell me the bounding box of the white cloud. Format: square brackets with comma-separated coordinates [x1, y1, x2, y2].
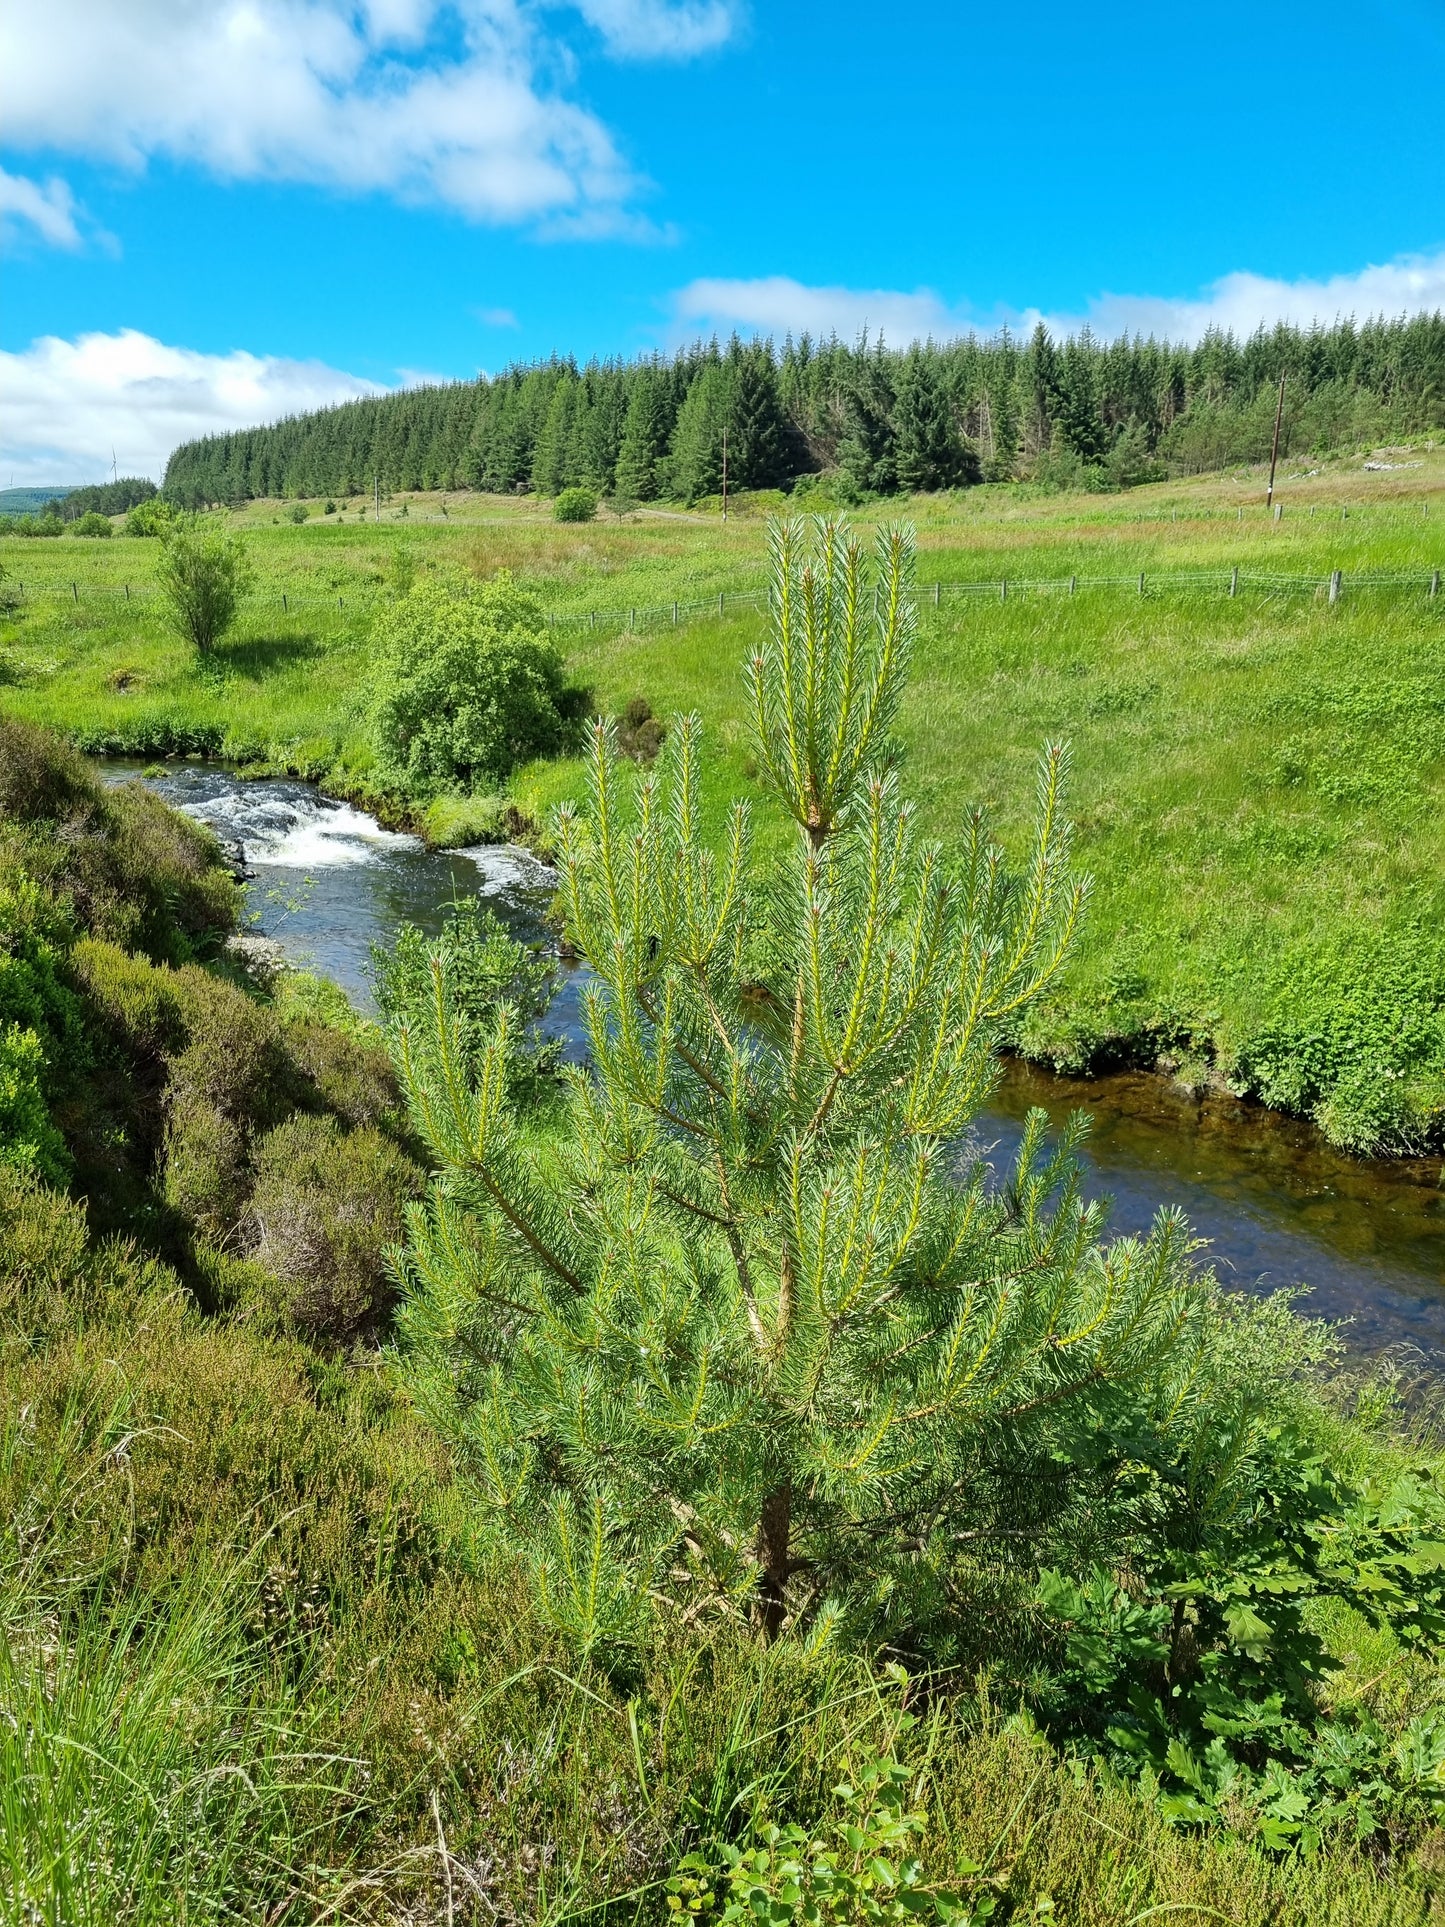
[673, 248, 1445, 348]
[1046, 252, 1445, 342]
[474, 305, 521, 327]
[0, 328, 385, 487]
[569, 0, 737, 58]
[0, 166, 85, 249]
[0, 0, 739, 228]
[674, 275, 955, 346]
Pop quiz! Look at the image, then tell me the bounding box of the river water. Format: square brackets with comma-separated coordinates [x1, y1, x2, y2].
[106, 762, 1445, 1363]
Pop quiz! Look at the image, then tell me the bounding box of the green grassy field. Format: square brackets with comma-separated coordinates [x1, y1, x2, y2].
[4, 441, 1444, 1152]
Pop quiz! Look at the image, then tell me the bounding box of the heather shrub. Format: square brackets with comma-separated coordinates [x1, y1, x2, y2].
[163, 1088, 250, 1241]
[246, 1114, 423, 1342]
[280, 1012, 403, 1132]
[0, 714, 99, 824]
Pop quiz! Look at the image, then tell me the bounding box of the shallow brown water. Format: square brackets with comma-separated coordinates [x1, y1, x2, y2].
[983, 1059, 1445, 1359]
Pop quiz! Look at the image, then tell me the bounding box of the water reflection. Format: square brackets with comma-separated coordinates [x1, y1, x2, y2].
[983, 1060, 1445, 1358]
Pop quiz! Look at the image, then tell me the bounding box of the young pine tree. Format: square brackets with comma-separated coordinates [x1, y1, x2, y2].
[391, 519, 1205, 1659]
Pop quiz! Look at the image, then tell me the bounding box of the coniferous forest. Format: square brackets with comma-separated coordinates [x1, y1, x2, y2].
[162, 314, 1445, 506]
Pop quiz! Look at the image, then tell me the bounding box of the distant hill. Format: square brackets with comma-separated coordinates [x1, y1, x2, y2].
[0, 486, 84, 515]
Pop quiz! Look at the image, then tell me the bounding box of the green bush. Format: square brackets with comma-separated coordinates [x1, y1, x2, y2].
[287, 504, 308, 524]
[371, 895, 555, 1092]
[69, 511, 114, 538]
[0, 1023, 70, 1185]
[156, 517, 253, 657]
[554, 486, 597, 522]
[125, 499, 177, 537]
[245, 1113, 423, 1342]
[368, 568, 580, 795]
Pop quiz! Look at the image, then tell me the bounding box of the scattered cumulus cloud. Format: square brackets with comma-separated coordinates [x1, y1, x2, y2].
[0, 0, 739, 230]
[568, 0, 738, 59]
[0, 166, 86, 250]
[474, 305, 521, 327]
[674, 276, 955, 346]
[1056, 252, 1445, 342]
[0, 328, 385, 487]
[673, 248, 1445, 348]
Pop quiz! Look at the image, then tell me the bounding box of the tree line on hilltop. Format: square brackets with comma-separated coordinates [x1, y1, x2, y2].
[161, 314, 1445, 507]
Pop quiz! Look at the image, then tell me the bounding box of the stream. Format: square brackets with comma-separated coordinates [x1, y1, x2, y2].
[105, 761, 1445, 1364]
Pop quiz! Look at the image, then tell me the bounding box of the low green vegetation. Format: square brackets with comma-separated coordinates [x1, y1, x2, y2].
[6, 570, 1445, 1921]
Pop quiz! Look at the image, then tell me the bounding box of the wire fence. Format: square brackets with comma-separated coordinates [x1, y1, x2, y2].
[5, 564, 1443, 634]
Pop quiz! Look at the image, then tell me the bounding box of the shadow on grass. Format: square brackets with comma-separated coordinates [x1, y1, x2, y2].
[219, 631, 326, 679]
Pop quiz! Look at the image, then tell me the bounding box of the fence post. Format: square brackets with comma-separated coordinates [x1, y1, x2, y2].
[282, 593, 287, 612]
[72, 582, 77, 601]
[1328, 570, 1342, 606]
[1230, 567, 1238, 597]
[1000, 578, 1007, 602]
[338, 596, 343, 611]
[1273, 503, 1282, 522]
[1069, 575, 1076, 594]
[719, 591, 725, 615]
[673, 601, 678, 624]
[1431, 570, 1440, 599]
[124, 583, 130, 600]
[1138, 572, 1145, 595]
[630, 608, 635, 632]
[934, 580, 940, 606]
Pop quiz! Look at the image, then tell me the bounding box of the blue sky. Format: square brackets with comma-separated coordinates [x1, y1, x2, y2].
[3, 0, 1443, 483]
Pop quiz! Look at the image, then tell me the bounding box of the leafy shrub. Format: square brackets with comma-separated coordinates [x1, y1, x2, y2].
[156, 518, 253, 657]
[15, 515, 63, 538]
[368, 569, 580, 795]
[1036, 1414, 1445, 1849]
[126, 498, 177, 537]
[554, 487, 597, 522]
[0, 1023, 70, 1185]
[1235, 921, 1445, 1153]
[671, 1743, 993, 1925]
[324, 500, 336, 515]
[371, 895, 554, 1092]
[287, 504, 308, 524]
[70, 511, 113, 538]
[245, 1114, 423, 1341]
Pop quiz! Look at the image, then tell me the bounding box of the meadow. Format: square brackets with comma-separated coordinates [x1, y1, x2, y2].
[3, 442, 1444, 1153]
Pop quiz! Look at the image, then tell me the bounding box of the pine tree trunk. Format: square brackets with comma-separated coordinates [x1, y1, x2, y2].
[756, 1480, 792, 1640]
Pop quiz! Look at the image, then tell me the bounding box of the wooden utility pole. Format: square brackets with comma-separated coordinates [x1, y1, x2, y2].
[721, 427, 728, 522]
[1265, 374, 1286, 511]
